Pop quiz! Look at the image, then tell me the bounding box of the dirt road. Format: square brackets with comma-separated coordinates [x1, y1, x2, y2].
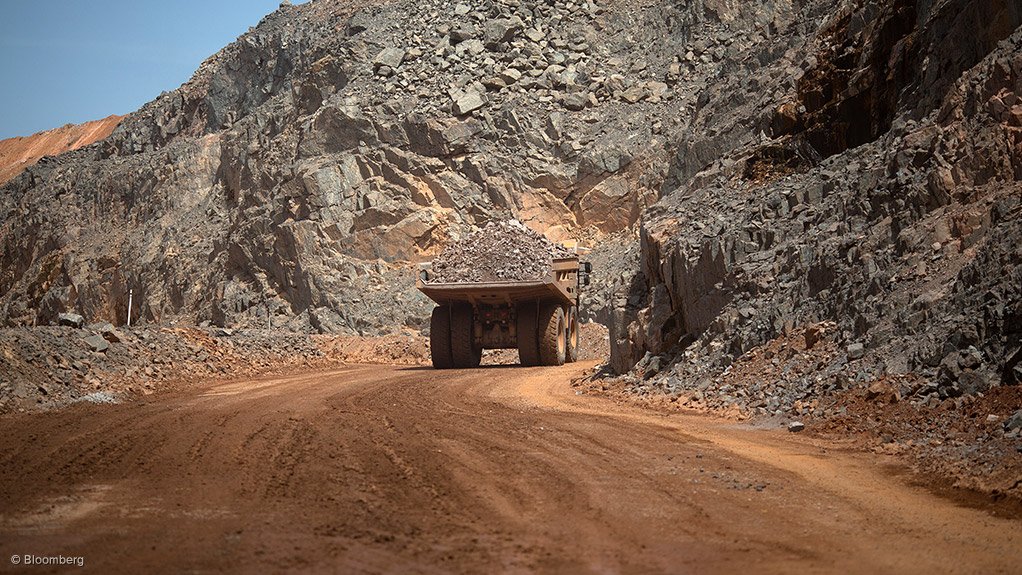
[1, 362, 1019, 574]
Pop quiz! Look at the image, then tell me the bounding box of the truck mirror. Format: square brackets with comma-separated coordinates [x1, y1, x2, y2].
[582, 262, 593, 273]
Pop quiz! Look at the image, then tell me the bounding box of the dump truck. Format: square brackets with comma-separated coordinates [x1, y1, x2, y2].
[416, 256, 592, 368]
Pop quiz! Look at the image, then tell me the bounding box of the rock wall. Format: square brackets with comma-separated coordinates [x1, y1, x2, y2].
[611, 0, 1022, 405]
[0, 0, 713, 333]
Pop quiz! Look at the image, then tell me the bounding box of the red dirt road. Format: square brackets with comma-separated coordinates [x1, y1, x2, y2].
[1, 362, 1019, 573]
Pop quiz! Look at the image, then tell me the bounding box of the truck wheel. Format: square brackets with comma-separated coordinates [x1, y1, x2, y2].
[430, 306, 453, 369]
[450, 303, 481, 368]
[516, 302, 540, 367]
[566, 306, 579, 363]
[538, 303, 566, 366]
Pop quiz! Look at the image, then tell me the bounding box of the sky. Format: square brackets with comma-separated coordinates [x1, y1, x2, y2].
[0, 0, 305, 139]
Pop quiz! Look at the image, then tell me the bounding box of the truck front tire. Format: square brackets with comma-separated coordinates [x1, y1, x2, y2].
[450, 303, 481, 368]
[538, 303, 566, 366]
[430, 305, 453, 369]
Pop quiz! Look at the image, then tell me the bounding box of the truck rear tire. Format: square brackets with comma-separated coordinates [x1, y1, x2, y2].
[516, 302, 540, 367]
[538, 303, 566, 366]
[450, 303, 481, 368]
[566, 305, 579, 363]
[430, 305, 453, 369]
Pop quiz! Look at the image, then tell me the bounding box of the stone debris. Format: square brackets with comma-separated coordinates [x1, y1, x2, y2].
[1005, 410, 1022, 434]
[0, 326, 436, 413]
[453, 90, 486, 115]
[58, 313, 85, 329]
[83, 334, 109, 353]
[428, 220, 574, 284]
[372, 47, 405, 70]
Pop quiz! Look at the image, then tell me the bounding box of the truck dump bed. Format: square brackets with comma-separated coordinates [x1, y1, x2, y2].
[416, 257, 579, 307]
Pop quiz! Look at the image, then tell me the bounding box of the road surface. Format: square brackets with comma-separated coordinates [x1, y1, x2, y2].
[1, 362, 1019, 573]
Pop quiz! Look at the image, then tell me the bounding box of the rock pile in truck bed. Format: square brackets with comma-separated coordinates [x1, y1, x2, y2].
[428, 220, 574, 283]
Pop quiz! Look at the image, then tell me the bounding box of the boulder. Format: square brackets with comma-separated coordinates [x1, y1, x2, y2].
[1005, 410, 1022, 433]
[373, 47, 405, 69]
[102, 326, 126, 343]
[484, 17, 523, 46]
[453, 91, 486, 115]
[561, 92, 590, 111]
[84, 334, 110, 353]
[847, 343, 865, 360]
[58, 313, 85, 329]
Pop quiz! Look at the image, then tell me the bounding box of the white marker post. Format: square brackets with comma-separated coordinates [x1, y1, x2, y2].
[127, 288, 133, 327]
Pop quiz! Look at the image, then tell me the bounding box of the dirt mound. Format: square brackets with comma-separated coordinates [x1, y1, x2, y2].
[0, 115, 122, 184]
[428, 220, 575, 283]
[0, 326, 440, 413]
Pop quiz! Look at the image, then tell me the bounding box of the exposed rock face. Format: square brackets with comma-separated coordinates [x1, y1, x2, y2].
[0, 115, 122, 184]
[610, 1, 1022, 405]
[0, 0, 697, 334]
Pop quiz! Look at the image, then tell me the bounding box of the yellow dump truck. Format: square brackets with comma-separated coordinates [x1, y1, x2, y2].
[416, 257, 592, 368]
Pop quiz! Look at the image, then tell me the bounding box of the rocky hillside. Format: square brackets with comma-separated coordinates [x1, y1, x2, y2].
[0, 115, 122, 184]
[0, 0, 700, 334]
[608, 0, 1022, 408]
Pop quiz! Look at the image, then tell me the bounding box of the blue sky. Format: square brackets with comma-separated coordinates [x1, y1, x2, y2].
[0, 1, 304, 139]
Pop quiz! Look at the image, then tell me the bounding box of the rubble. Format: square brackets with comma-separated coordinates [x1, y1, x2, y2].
[0, 326, 435, 413]
[428, 220, 574, 283]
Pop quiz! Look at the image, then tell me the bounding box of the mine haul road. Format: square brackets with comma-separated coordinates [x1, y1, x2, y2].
[1, 362, 1019, 574]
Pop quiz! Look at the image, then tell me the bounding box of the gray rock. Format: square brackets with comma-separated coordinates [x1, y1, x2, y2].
[58, 313, 85, 329]
[561, 92, 590, 111]
[83, 334, 110, 353]
[524, 28, 545, 43]
[499, 68, 522, 84]
[450, 24, 476, 43]
[1005, 410, 1022, 433]
[101, 326, 126, 343]
[643, 355, 662, 379]
[788, 421, 805, 433]
[484, 18, 522, 46]
[847, 343, 865, 360]
[373, 47, 405, 69]
[453, 91, 486, 115]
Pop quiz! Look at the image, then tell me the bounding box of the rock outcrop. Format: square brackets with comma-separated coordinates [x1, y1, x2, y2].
[610, 0, 1022, 407]
[0, 0, 700, 334]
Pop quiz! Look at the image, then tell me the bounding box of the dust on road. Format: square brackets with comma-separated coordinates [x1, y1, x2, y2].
[1, 362, 1019, 574]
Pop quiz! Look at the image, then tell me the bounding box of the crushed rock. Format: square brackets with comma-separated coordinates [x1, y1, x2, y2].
[428, 220, 575, 284]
